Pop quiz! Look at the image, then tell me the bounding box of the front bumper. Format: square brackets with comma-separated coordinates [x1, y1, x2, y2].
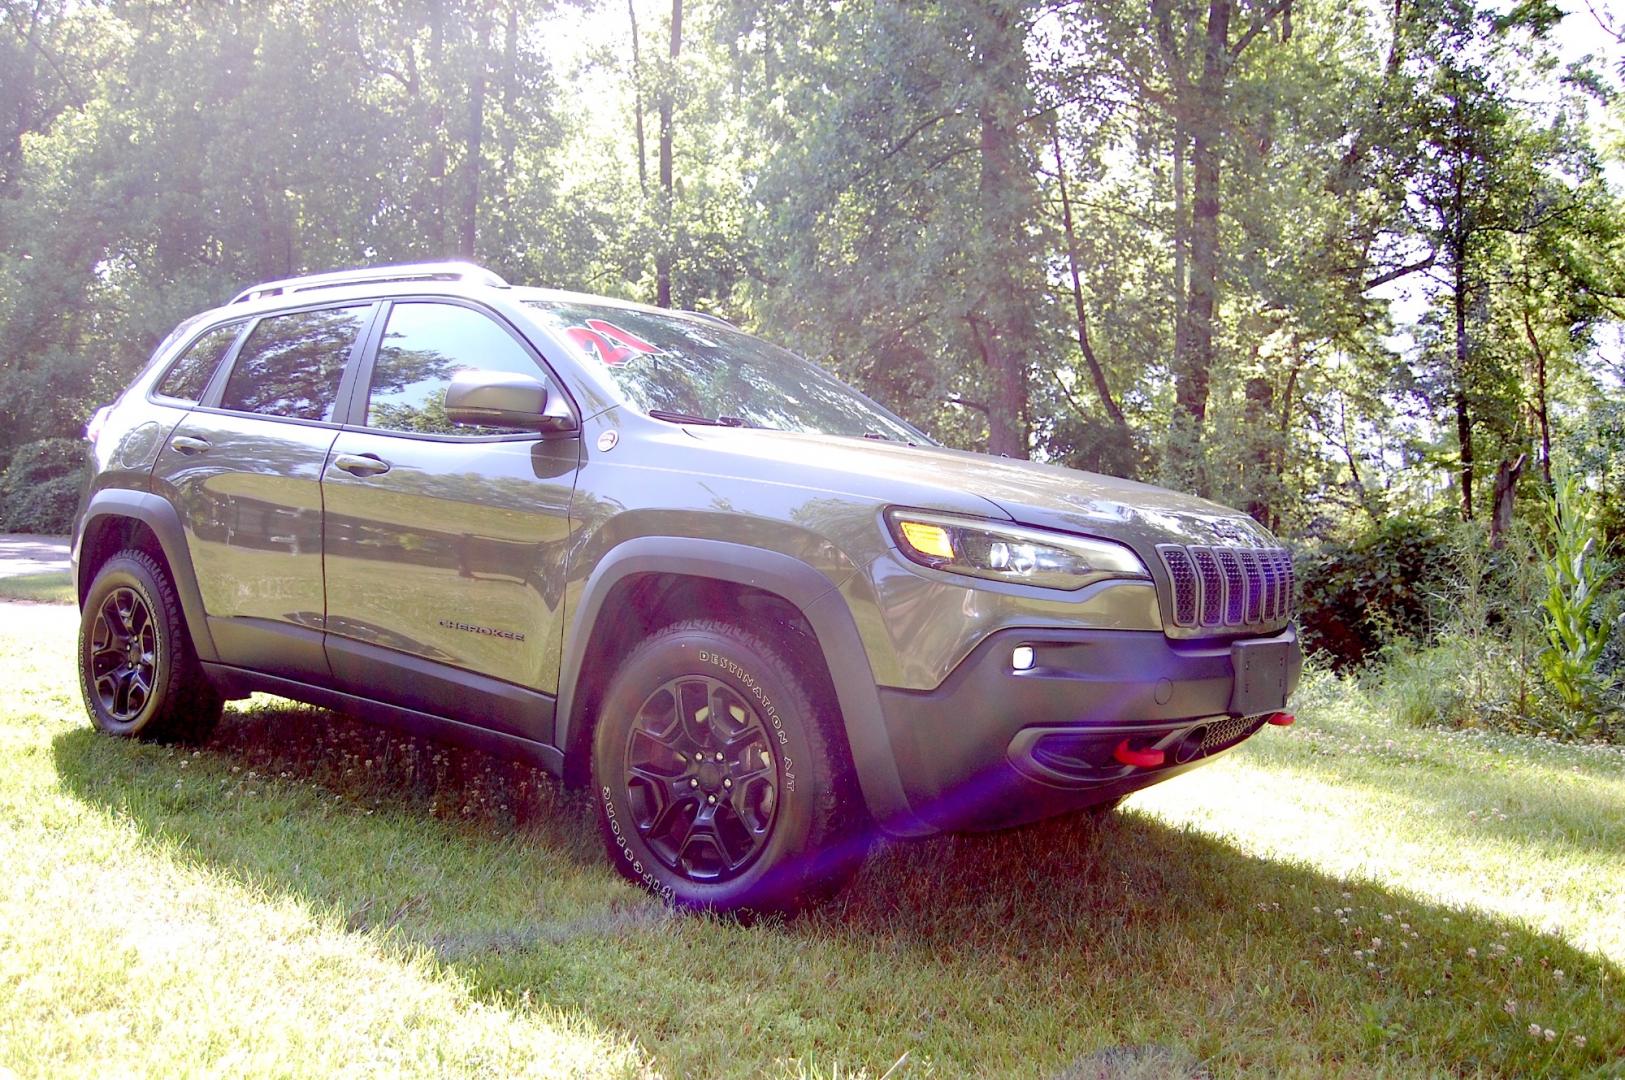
[874, 626, 1301, 832]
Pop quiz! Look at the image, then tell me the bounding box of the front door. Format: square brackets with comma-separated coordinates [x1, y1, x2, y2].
[320, 299, 580, 742]
[152, 302, 375, 680]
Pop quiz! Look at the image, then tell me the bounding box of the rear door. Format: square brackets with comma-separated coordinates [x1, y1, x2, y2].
[151, 302, 375, 680]
[319, 299, 581, 743]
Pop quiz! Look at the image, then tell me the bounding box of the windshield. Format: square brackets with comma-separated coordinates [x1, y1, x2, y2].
[523, 299, 931, 442]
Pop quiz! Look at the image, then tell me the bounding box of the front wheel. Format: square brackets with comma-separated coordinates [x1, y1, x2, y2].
[78, 549, 221, 744]
[592, 619, 864, 913]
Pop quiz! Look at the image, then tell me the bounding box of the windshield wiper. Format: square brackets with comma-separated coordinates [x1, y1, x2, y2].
[649, 409, 750, 428]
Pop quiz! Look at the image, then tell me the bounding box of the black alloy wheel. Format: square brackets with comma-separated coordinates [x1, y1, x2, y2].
[622, 674, 780, 882]
[89, 586, 159, 722]
[78, 548, 221, 744]
[592, 619, 867, 912]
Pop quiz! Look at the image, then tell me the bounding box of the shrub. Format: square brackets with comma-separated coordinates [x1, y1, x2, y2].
[1296, 516, 1455, 669]
[0, 438, 87, 534]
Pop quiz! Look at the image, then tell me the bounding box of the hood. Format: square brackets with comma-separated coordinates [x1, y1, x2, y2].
[682, 426, 1277, 552]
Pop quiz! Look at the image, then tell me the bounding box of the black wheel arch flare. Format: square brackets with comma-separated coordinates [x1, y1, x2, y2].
[556, 536, 934, 838]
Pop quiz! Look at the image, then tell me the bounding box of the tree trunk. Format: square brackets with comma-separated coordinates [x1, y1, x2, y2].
[1243, 375, 1276, 525]
[629, 0, 647, 195]
[1521, 301, 1553, 487]
[1051, 124, 1128, 432]
[426, 0, 446, 254]
[1172, 119, 1187, 345]
[971, 4, 1033, 459]
[1490, 454, 1526, 548]
[1453, 241, 1475, 520]
[498, 3, 518, 229]
[1164, 0, 1230, 494]
[1180, 0, 1228, 426]
[655, 0, 681, 308]
[458, 18, 486, 259]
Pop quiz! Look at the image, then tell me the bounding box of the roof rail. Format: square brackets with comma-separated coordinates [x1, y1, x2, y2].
[229, 261, 509, 305]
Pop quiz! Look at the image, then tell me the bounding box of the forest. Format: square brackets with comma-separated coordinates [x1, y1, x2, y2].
[3, 0, 1624, 740]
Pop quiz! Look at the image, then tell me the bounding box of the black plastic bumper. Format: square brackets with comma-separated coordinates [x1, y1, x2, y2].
[874, 626, 1301, 832]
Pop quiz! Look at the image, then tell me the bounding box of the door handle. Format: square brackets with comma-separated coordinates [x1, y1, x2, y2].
[169, 435, 211, 454]
[332, 453, 391, 477]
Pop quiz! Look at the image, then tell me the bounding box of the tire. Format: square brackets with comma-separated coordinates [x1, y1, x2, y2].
[78, 548, 222, 744]
[592, 619, 864, 913]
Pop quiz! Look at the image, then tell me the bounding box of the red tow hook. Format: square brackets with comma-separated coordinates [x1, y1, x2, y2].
[1266, 711, 1296, 727]
[1113, 740, 1165, 768]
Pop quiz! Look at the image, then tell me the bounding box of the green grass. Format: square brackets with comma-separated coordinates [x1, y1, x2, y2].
[0, 570, 73, 604]
[1, 603, 1621, 1078]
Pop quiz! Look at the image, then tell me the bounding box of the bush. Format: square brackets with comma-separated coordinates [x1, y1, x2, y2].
[1296, 516, 1456, 669]
[0, 438, 87, 534]
[1376, 633, 1532, 732]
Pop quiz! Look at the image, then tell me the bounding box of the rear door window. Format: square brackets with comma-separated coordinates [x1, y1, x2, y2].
[219, 306, 369, 421]
[155, 323, 241, 404]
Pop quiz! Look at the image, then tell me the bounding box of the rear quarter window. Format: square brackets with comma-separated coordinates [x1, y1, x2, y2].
[154, 323, 242, 403]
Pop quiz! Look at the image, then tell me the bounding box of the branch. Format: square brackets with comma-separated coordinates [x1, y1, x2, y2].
[1150, 0, 1188, 94]
[844, 108, 959, 191]
[1362, 250, 1436, 291]
[1230, 0, 1293, 59]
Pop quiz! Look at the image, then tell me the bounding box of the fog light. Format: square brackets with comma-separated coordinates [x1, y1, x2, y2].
[1011, 645, 1035, 671]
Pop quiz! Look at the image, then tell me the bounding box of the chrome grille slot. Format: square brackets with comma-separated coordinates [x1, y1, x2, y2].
[1157, 543, 1294, 632]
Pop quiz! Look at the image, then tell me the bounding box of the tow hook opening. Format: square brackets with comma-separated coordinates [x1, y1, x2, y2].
[1112, 739, 1165, 769]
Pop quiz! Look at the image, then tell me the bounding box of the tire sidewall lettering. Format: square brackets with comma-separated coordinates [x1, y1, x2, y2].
[600, 784, 673, 900]
[696, 649, 794, 791]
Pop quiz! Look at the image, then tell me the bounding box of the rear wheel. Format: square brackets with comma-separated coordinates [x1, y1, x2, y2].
[78, 549, 221, 744]
[592, 619, 863, 913]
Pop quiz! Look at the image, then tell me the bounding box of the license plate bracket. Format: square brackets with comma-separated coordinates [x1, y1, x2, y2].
[1229, 639, 1291, 716]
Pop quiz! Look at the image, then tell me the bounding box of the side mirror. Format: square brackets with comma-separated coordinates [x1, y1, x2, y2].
[444, 369, 575, 433]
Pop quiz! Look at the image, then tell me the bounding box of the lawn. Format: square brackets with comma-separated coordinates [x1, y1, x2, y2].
[0, 570, 74, 604]
[1, 599, 1621, 1078]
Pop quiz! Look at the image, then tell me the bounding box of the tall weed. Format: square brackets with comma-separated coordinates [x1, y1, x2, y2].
[1537, 477, 1617, 738]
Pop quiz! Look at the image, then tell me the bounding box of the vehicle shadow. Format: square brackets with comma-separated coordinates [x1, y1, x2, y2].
[50, 703, 1624, 1078]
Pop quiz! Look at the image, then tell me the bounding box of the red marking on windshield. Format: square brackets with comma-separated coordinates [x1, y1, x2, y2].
[565, 319, 661, 366]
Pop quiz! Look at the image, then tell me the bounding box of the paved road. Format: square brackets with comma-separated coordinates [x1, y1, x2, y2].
[0, 534, 71, 579]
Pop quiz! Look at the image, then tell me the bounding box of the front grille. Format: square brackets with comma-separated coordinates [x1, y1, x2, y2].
[1157, 543, 1294, 630]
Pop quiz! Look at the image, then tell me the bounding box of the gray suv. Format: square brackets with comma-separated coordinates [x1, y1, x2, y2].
[74, 262, 1301, 911]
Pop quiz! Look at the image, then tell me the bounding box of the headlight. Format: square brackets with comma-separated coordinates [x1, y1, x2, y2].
[884, 509, 1149, 590]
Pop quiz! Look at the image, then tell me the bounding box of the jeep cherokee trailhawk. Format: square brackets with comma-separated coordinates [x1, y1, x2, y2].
[74, 261, 1301, 911]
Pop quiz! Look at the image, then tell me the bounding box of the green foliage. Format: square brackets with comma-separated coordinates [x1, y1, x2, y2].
[0, 437, 86, 535]
[2, 0, 1624, 742]
[1537, 476, 1617, 736]
[1296, 517, 1456, 669]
